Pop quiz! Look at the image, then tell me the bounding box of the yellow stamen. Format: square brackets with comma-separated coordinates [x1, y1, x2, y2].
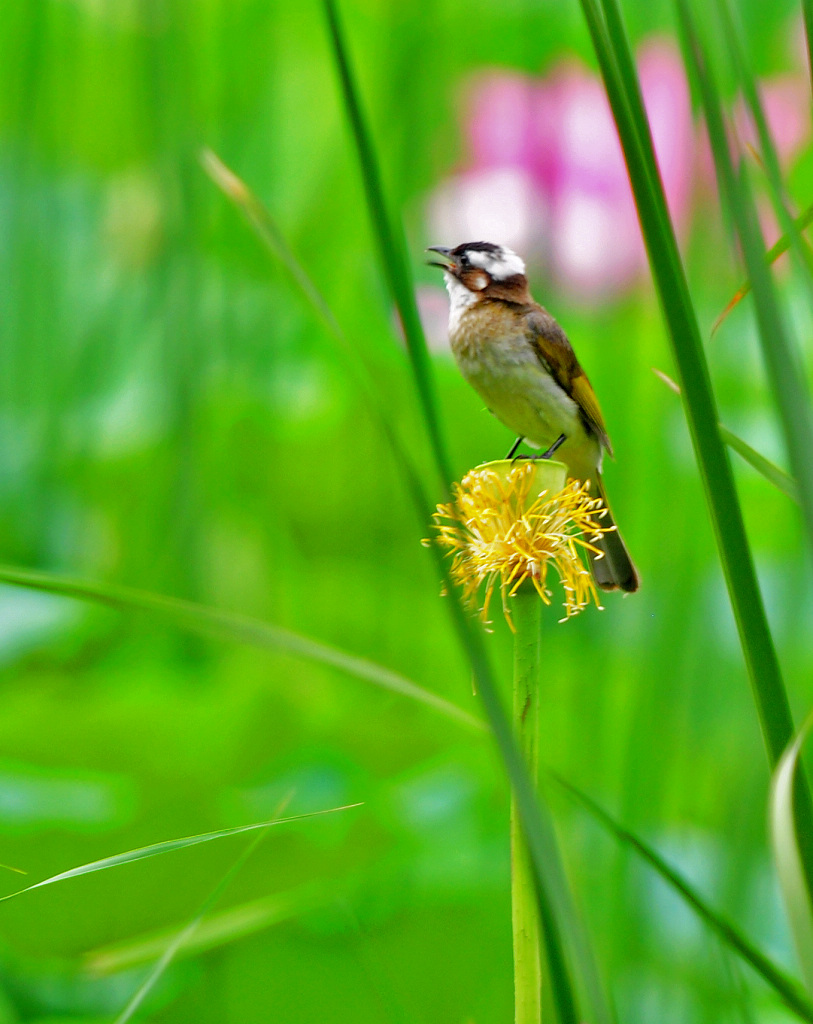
[426, 462, 613, 628]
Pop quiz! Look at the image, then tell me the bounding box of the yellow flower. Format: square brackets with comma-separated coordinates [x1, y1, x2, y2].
[427, 461, 612, 627]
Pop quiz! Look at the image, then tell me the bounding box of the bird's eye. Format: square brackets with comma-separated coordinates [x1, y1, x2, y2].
[460, 253, 470, 267]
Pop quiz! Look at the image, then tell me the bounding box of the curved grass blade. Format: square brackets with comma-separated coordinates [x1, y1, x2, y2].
[111, 794, 295, 1024]
[0, 804, 362, 905]
[712, 203, 813, 335]
[320, 0, 453, 490]
[580, 0, 797, 789]
[653, 369, 800, 503]
[203, 148, 447, 519]
[720, 426, 800, 504]
[555, 773, 813, 1022]
[320, 4, 614, 1018]
[803, 0, 813, 98]
[715, 0, 813, 284]
[772, 714, 813, 996]
[202, 149, 349, 350]
[677, 0, 813, 565]
[0, 565, 482, 731]
[676, 0, 813, 895]
[86, 883, 327, 975]
[203, 144, 593, 1018]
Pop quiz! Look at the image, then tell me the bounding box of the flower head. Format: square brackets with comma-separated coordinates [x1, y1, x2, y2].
[427, 461, 612, 627]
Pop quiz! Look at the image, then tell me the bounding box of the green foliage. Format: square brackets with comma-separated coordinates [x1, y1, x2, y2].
[1, 0, 813, 1022]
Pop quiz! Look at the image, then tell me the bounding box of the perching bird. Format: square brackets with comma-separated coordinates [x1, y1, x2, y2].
[428, 240, 639, 593]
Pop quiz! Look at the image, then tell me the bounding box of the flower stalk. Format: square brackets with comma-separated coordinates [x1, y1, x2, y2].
[512, 584, 544, 1024]
[429, 459, 609, 1022]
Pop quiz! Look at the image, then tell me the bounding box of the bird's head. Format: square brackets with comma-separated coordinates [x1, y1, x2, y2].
[427, 241, 530, 305]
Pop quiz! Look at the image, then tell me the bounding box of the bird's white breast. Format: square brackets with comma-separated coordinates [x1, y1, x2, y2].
[447, 302, 595, 468]
[443, 272, 480, 336]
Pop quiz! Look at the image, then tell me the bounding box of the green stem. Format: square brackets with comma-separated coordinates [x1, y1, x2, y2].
[512, 588, 543, 1024]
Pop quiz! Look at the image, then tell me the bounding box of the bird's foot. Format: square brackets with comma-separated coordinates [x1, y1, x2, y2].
[540, 433, 566, 460]
[513, 434, 567, 462]
[505, 436, 524, 460]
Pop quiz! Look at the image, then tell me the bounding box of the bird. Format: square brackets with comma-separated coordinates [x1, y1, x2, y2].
[427, 240, 639, 594]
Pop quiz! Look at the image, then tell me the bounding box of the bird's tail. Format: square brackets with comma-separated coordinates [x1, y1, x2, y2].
[586, 474, 640, 593]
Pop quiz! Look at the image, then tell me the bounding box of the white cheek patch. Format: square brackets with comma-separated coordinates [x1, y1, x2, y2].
[468, 246, 526, 280]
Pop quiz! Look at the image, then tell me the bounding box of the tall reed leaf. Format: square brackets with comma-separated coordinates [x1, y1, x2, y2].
[556, 774, 813, 1021]
[321, 4, 614, 1019]
[713, 202, 813, 334]
[653, 369, 800, 503]
[675, 0, 813, 893]
[321, 0, 452, 488]
[715, 0, 813, 291]
[203, 148, 442, 537]
[772, 716, 813, 996]
[204, 145, 601, 1018]
[112, 796, 294, 1024]
[0, 805, 361, 904]
[86, 884, 327, 975]
[0, 565, 481, 730]
[579, 0, 797, 780]
[676, 0, 813, 561]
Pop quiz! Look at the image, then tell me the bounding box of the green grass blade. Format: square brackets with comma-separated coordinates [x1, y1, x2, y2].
[201, 148, 345, 337]
[772, 715, 813, 996]
[802, 0, 813, 94]
[321, 3, 613, 1018]
[0, 804, 362, 904]
[86, 884, 327, 975]
[720, 426, 800, 504]
[714, 0, 813, 300]
[675, 0, 813, 898]
[580, 0, 797, 779]
[203, 143, 597, 1016]
[203, 149, 441, 519]
[556, 774, 813, 1021]
[712, 202, 813, 335]
[676, 0, 813, 558]
[321, 0, 453, 489]
[111, 796, 294, 1024]
[0, 565, 482, 731]
[653, 369, 800, 503]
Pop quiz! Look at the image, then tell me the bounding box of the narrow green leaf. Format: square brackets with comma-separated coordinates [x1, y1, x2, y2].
[653, 368, 800, 503]
[110, 797, 295, 1024]
[320, 7, 612, 1019]
[676, 0, 813, 895]
[320, 0, 453, 490]
[802, 0, 813, 96]
[772, 715, 813, 996]
[202, 148, 442, 526]
[0, 565, 482, 731]
[676, 0, 813, 559]
[580, 0, 795, 782]
[86, 884, 326, 975]
[715, 0, 813, 289]
[0, 804, 362, 905]
[203, 143, 599, 1020]
[720, 426, 800, 504]
[713, 203, 813, 336]
[556, 774, 813, 1022]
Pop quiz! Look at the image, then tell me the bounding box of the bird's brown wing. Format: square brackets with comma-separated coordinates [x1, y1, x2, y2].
[526, 308, 614, 457]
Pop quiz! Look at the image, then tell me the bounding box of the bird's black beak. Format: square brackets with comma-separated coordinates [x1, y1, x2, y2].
[426, 245, 455, 270]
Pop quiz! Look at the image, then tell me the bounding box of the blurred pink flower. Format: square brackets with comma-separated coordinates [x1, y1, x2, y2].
[427, 39, 695, 302]
[734, 74, 811, 166]
[428, 44, 692, 299]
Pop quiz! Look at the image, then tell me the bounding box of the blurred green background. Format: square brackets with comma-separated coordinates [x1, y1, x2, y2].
[0, 0, 811, 1021]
